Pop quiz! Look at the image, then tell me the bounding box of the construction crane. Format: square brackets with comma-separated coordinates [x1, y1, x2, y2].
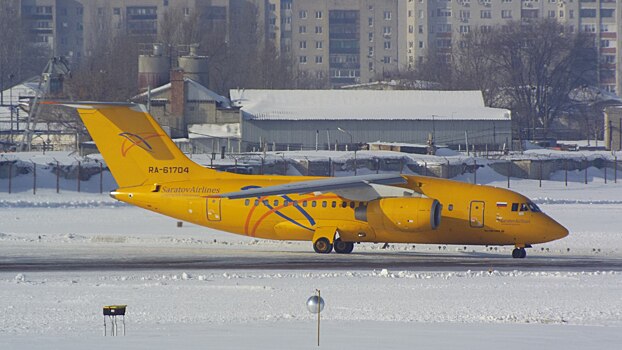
[21, 56, 71, 151]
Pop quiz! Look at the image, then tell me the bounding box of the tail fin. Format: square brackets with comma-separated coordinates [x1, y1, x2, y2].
[61, 102, 222, 188]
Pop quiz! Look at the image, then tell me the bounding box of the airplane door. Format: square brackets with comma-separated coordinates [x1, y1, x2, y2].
[207, 198, 222, 221]
[469, 201, 485, 228]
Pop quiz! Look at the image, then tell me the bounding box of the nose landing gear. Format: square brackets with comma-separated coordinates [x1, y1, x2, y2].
[512, 247, 527, 259]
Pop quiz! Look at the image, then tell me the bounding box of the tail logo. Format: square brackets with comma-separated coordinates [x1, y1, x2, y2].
[119, 132, 164, 157]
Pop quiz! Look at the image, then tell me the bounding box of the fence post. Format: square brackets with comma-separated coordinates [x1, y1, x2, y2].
[564, 158, 568, 187]
[424, 161, 428, 176]
[99, 162, 103, 194]
[539, 160, 542, 188]
[584, 159, 588, 185]
[77, 161, 81, 192]
[615, 156, 618, 184]
[604, 160, 608, 184]
[473, 159, 477, 184]
[32, 162, 37, 195]
[507, 160, 510, 188]
[56, 160, 60, 193]
[8, 162, 12, 194]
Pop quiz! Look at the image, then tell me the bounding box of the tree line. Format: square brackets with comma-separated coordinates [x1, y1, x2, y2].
[403, 19, 599, 139]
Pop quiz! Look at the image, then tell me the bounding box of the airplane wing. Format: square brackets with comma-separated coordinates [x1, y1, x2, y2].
[217, 173, 419, 201]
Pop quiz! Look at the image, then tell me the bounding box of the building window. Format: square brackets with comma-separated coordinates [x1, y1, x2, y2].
[163, 0, 169, 6]
[368, 32, 373, 42]
[316, 41, 323, 49]
[315, 11, 322, 19]
[418, 41, 424, 48]
[383, 26, 391, 35]
[501, 10, 512, 19]
[315, 56, 323, 63]
[481, 10, 491, 19]
[548, 10, 555, 18]
[368, 17, 373, 26]
[299, 10, 307, 19]
[459, 25, 470, 34]
[383, 11, 391, 20]
[183, 8, 190, 16]
[436, 9, 451, 17]
[113, 8, 121, 15]
[437, 24, 451, 33]
[569, 10, 574, 18]
[299, 56, 307, 63]
[580, 9, 596, 18]
[418, 25, 423, 34]
[300, 41, 307, 49]
[299, 25, 306, 33]
[315, 26, 322, 34]
[601, 9, 614, 18]
[582, 24, 596, 33]
[383, 56, 391, 64]
[384, 41, 391, 49]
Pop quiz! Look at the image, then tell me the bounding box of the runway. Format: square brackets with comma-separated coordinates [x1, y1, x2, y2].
[1, 247, 620, 272]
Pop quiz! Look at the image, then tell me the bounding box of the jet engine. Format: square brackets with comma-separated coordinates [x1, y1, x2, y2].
[371, 197, 441, 232]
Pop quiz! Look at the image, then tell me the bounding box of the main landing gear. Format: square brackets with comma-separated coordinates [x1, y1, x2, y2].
[313, 238, 333, 254]
[312, 237, 354, 254]
[512, 247, 527, 259]
[333, 238, 354, 254]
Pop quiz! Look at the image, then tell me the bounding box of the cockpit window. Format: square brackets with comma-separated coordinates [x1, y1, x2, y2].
[520, 203, 529, 212]
[527, 202, 541, 212]
[511, 203, 519, 212]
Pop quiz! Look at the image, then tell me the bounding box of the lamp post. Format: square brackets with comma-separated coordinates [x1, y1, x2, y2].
[338, 127, 356, 176]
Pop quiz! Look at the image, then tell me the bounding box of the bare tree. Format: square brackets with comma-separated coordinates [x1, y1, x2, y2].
[0, 0, 49, 92]
[404, 19, 597, 139]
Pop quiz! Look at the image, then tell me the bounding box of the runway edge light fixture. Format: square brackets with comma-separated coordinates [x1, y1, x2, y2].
[306, 290, 325, 346]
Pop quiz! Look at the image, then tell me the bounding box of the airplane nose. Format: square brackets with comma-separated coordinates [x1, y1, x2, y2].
[549, 219, 569, 240]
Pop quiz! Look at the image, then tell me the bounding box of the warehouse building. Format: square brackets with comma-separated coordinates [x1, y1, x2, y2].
[229, 89, 511, 152]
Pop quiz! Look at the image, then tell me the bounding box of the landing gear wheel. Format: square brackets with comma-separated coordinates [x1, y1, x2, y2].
[313, 238, 333, 254]
[512, 247, 527, 259]
[333, 238, 354, 254]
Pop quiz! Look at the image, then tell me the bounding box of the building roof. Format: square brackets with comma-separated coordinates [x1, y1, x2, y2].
[133, 78, 231, 108]
[229, 89, 511, 121]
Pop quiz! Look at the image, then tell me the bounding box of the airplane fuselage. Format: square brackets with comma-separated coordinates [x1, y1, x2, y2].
[112, 174, 568, 248]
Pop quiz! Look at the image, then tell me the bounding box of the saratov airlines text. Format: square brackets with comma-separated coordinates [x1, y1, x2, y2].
[161, 186, 220, 194]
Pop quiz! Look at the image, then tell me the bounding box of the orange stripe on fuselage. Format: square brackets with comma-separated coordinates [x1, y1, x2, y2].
[246, 194, 340, 237]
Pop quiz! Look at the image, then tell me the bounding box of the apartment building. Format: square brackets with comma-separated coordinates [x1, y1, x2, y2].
[405, 0, 619, 94]
[274, 0, 402, 87]
[19, 0, 230, 64]
[16, 0, 622, 93]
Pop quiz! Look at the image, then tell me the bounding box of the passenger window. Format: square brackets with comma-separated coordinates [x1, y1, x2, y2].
[448, 204, 453, 211]
[520, 203, 529, 212]
[350, 202, 355, 208]
[302, 201, 308, 207]
[322, 201, 327, 208]
[511, 203, 519, 212]
[262, 200, 269, 206]
[341, 201, 348, 208]
[254, 200, 259, 206]
[274, 199, 279, 206]
[332, 201, 337, 208]
[245, 199, 250, 206]
[312, 201, 317, 207]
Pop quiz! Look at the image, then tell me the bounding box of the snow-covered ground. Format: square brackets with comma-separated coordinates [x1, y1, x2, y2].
[1, 152, 622, 348]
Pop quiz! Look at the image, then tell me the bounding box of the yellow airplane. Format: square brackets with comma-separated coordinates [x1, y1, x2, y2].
[55, 102, 568, 259]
